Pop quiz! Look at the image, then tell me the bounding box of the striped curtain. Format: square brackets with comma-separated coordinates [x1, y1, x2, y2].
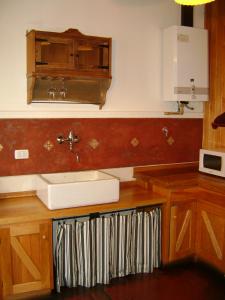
[54, 208, 161, 292]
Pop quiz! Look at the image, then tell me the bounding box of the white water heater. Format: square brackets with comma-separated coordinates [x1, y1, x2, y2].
[162, 25, 208, 102]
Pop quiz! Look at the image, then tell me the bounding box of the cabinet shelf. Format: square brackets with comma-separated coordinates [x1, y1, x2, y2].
[36, 61, 48, 65]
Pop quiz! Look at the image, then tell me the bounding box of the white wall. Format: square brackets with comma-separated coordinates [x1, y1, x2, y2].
[0, 0, 205, 118]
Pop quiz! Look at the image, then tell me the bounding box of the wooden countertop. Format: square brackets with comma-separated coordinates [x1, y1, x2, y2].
[0, 183, 166, 226]
[134, 162, 225, 208]
[135, 162, 225, 191]
[135, 163, 199, 190]
[2, 163, 225, 226]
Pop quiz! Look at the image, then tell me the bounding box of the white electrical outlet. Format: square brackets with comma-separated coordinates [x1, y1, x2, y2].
[14, 149, 29, 160]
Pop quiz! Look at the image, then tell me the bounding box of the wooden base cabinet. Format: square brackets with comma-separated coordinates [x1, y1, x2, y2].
[169, 201, 196, 262]
[196, 202, 225, 273]
[0, 220, 53, 299]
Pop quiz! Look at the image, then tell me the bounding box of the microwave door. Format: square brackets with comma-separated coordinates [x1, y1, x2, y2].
[203, 154, 222, 171]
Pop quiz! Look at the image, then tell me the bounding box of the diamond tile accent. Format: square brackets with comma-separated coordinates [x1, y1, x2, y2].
[43, 140, 54, 151]
[0, 144, 3, 152]
[130, 138, 139, 147]
[167, 136, 175, 146]
[89, 138, 100, 150]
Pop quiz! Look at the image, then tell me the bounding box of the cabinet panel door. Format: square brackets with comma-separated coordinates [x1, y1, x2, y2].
[0, 220, 53, 298]
[35, 36, 74, 70]
[196, 202, 225, 272]
[169, 201, 196, 262]
[75, 39, 110, 74]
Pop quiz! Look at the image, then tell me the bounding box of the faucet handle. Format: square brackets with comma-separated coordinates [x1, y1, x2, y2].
[57, 135, 65, 144]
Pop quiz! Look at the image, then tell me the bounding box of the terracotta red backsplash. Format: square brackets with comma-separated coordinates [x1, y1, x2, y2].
[0, 118, 202, 176]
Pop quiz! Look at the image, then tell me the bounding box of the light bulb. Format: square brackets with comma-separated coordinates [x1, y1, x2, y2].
[174, 0, 215, 5]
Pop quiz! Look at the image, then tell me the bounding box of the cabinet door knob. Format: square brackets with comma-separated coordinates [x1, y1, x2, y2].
[173, 216, 177, 219]
[42, 235, 46, 240]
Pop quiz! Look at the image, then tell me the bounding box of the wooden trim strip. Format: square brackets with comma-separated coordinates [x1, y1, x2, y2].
[169, 206, 177, 260]
[175, 210, 191, 253]
[10, 237, 41, 280]
[10, 224, 40, 237]
[0, 228, 13, 297]
[0, 191, 36, 199]
[201, 210, 223, 260]
[13, 281, 42, 294]
[134, 162, 198, 173]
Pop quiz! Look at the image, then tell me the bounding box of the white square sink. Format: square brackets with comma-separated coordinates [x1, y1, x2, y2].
[35, 170, 119, 210]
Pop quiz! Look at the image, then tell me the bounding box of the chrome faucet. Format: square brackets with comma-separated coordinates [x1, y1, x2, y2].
[57, 131, 79, 151]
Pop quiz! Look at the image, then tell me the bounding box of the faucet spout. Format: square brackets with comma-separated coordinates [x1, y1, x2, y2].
[68, 131, 79, 142]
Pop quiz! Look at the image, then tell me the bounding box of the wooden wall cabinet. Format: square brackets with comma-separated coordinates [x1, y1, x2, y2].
[27, 29, 112, 107]
[28, 29, 111, 76]
[169, 201, 196, 262]
[0, 220, 53, 299]
[196, 201, 225, 272]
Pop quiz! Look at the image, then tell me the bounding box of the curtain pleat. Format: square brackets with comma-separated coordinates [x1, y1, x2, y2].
[55, 208, 161, 292]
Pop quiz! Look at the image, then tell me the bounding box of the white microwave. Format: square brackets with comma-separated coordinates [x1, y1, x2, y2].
[199, 148, 225, 177]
